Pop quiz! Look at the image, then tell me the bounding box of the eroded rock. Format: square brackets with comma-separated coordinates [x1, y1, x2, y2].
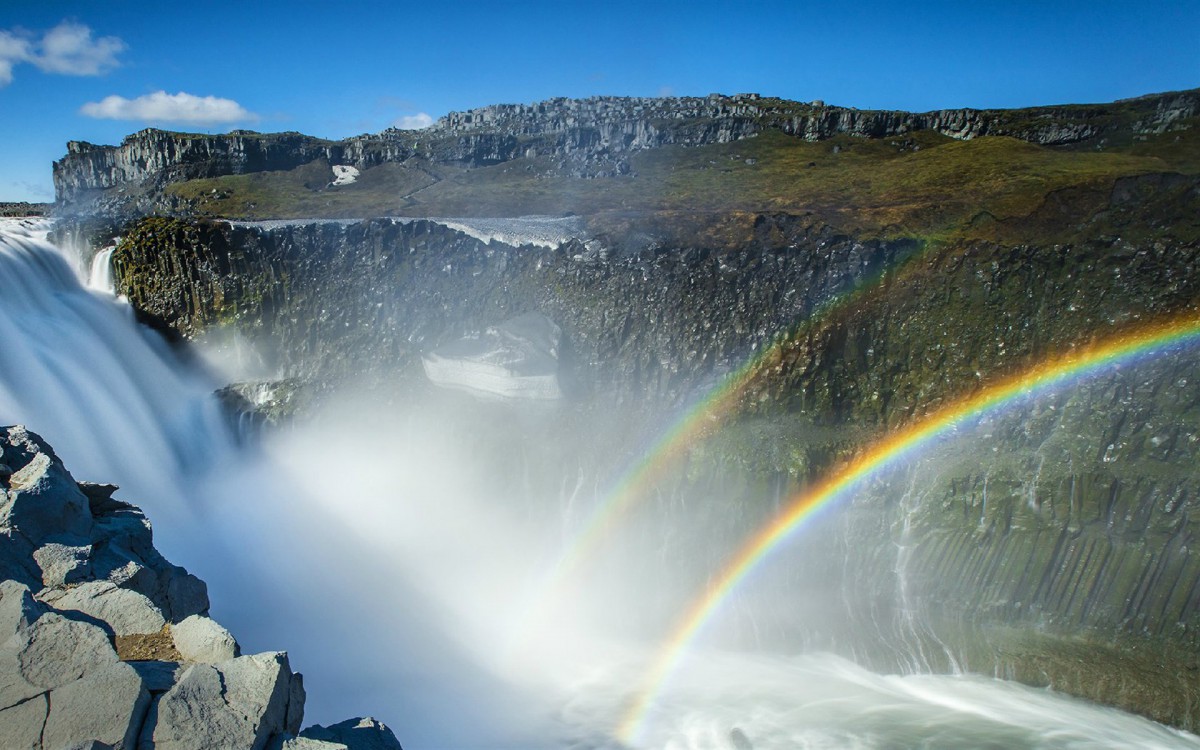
[170, 615, 238, 663]
[43, 661, 150, 750]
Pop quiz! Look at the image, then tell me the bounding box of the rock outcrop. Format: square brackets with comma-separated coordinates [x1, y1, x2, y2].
[52, 89, 1200, 214]
[0, 425, 403, 749]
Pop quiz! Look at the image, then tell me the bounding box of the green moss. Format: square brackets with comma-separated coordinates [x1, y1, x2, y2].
[157, 126, 1186, 246]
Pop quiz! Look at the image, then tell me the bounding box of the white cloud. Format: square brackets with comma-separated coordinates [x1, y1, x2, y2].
[394, 112, 433, 130]
[0, 31, 33, 86]
[0, 21, 124, 86]
[80, 91, 258, 125]
[31, 21, 124, 76]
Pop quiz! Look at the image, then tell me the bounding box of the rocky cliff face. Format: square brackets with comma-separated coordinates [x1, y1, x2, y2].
[109, 215, 919, 405]
[0, 425, 404, 749]
[97, 194, 1200, 728]
[53, 89, 1200, 213]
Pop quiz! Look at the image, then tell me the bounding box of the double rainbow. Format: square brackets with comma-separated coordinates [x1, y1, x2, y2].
[617, 313, 1200, 743]
[505, 243, 923, 654]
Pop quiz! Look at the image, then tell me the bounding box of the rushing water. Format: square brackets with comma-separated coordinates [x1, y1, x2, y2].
[0, 217, 1197, 749]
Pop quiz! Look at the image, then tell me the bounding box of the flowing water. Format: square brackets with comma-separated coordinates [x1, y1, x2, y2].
[1, 217, 1197, 749]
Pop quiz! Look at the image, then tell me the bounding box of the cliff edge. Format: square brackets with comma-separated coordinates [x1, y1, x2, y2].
[0, 424, 404, 750]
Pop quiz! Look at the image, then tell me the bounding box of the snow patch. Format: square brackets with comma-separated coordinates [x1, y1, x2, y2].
[431, 215, 585, 249]
[330, 165, 360, 186]
[422, 313, 563, 400]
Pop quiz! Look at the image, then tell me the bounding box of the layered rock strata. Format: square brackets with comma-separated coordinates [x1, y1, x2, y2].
[0, 425, 403, 749]
[53, 89, 1200, 211]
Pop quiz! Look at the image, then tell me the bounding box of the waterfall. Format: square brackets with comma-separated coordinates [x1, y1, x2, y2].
[0, 218, 233, 504]
[88, 243, 117, 294]
[2, 216, 1198, 749]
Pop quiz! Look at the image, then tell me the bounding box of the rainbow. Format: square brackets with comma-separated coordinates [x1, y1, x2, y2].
[504, 245, 922, 653]
[616, 313, 1200, 744]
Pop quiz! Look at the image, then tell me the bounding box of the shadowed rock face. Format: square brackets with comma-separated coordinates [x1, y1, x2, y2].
[0, 426, 403, 749]
[96, 202, 1200, 729]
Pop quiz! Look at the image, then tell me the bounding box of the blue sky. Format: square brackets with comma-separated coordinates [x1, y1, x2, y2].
[1, 0, 1197, 202]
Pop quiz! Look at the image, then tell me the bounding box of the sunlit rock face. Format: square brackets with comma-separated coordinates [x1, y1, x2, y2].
[51, 91, 1200, 217]
[423, 313, 563, 400]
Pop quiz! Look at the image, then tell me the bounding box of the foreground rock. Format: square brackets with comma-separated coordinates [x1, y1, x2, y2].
[0, 425, 402, 749]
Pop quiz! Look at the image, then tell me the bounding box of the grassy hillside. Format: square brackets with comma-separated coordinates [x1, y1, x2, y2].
[163, 122, 1198, 244]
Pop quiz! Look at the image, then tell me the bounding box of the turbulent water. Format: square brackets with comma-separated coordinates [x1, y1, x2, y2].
[1, 217, 1198, 749]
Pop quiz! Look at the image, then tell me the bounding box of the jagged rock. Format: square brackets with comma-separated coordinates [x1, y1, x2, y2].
[43, 661, 150, 750]
[39, 581, 165, 636]
[0, 693, 47, 749]
[170, 615, 238, 663]
[269, 737, 347, 750]
[78, 482, 130, 515]
[149, 652, 298, 750]
[299, 717, 404, 750]
[285, 673, 305, 736]
[52, 90, 1200, 216]
[164, 571, 208, 622]
[32, 540, 92, 587]
[0, 429, 399, 748]
[1, 427, 92, 543]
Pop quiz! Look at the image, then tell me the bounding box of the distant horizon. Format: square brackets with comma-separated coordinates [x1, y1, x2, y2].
[2, 0, 1197, 201]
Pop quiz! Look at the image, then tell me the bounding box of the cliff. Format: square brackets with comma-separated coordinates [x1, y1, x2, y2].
[52, 89, 1200, 217]
[96, 180, 1200, 726]
[48, 87, 1200, 731]
[0, 425, 404, 749]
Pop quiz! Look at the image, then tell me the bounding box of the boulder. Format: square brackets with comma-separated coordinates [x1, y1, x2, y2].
[1, 431, 93, 543]
[0, 582, 43, 642]
[270, 737, 349, 750]
[0, 693, 47, 749]
[150, 652, 298, 750]
[44, 661, 150, 750]
[299, 717, 404, 750]
[269, 737, 348, 750]
[170, 615, 239, 663]
[39, 580, 165, 636]
[0, 610, 117, 710]
[33, 540, 92, 587]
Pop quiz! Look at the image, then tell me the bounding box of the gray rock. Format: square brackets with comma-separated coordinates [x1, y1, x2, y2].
[127, 660, 182, 693]
[44, 661, 150, 750]
[39, 580, 165, 636]
[151, 652, 296, 750]
[0, 529, 37, 589]
[33, 540, 92, 587]
[0, 427, 92, 543]
[165, 570, 208, 621]
[285, 671, 305, 735]
[300, 717, 404, 750]
[171, 615, 238, 663]
[0, 582, 44, 642]
[268, 736, 348, 750]
[0, 610, 117, 710]
[0, 693, 47, 749]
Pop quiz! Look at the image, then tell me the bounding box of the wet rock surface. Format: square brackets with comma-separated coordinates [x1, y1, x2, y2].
[0, 426, 402, 749]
